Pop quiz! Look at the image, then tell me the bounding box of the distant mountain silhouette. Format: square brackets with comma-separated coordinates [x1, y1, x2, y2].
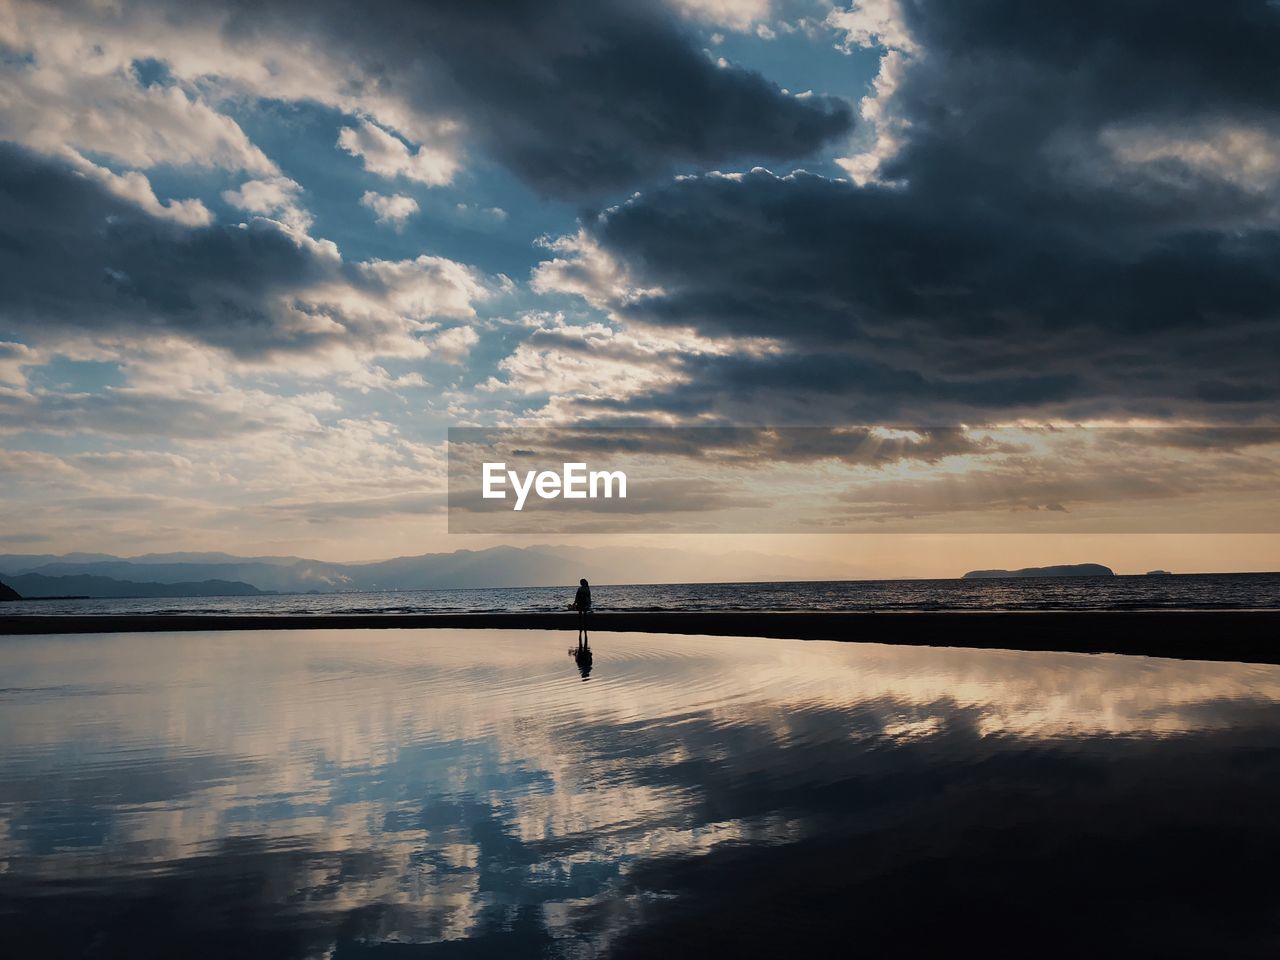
[0, 579, 20, 601]
[1146, 570, 1174, 576]
[0, 544, 849, 594]
[962, 563, 1115, 579]
[1, 573, 267, 599]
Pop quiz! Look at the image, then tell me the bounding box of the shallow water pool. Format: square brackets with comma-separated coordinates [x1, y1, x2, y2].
[2, 629, 1279, 957]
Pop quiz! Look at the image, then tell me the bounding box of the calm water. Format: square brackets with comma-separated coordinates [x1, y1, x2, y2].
[4, 571, 1280, 616]
[3, 629, 1280, 957]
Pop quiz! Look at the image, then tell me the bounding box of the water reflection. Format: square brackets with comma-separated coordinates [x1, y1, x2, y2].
[570, 636, 594, 680]
[3, 629, 1280, 957]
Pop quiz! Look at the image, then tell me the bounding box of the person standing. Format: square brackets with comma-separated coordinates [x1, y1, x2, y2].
[573, 578, 592, 637]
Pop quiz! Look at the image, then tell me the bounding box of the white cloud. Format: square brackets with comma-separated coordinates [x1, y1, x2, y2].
[531, 230, 664, 310]
[670, 0, 771, 32]
[0, 341, 38, 387]
[454, 203, 508, 222]
[0, 51, 276, 175]
[223, 177, 313, 232]
[222, 177, 301, 214]
[63, 148, 212, 225]
[834, 49, 911, 186]
[0, 376, 336, 441]
[0, 447, 83, 481]
[483, 317, 684, 400]
[355, 256, 502, 322]
[826, 1, 917, 55]
[1, 1, 460, 204]
[0, 365, 455, 556]
[0, 14, 275, 224]
[825, 3, 919, 187]
[0, 2, 414, 135]
[338, 121, 459, 186]
[481, 312, 778, 414]
[360, 190, 420, 228]
[427, 325, 480, 364]
[338, 365, 427, 393]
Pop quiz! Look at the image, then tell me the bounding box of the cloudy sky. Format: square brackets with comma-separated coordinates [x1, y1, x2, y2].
[1, 0, 1278, 573]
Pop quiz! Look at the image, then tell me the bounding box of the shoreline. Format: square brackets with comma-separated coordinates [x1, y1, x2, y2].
[2, 610, 1280, 664]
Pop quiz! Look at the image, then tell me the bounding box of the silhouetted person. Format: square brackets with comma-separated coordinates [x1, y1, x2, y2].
[572, 578, 591, 640]
[572, 636, 593, 680]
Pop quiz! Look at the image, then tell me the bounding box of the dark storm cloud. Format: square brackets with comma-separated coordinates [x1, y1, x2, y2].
[577, 342, 1085, 423]
[555, 0, 1280, 422]
[883, 0, 1280, 222]
[0, 0, 854, 355]
[0, 143, 474, 358]
[0, 144, 320, 353]
[215, 0, 853, 197]
[598, 173, 1280, 343]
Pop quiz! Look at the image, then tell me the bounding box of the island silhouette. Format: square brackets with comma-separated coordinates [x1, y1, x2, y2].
[962, 563, 1114, 579]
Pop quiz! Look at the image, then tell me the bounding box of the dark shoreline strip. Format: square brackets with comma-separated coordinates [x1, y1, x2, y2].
[2, 610, 1279, 664]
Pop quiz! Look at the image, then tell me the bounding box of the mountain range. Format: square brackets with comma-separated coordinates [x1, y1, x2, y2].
[0, 545, 849, 598]
[0, 573, 266, 599]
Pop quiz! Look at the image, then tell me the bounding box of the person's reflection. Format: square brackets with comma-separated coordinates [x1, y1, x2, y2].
[570, 636, 593, 680]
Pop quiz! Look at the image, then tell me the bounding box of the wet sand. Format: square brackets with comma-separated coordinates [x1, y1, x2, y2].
[2, 609, 1279, 664]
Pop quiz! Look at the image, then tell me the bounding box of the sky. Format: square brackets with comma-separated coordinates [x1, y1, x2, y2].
[0, 0, 1278, 576]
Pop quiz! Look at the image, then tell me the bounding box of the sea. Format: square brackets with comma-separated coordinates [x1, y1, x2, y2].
[3, 571, 1279, 616]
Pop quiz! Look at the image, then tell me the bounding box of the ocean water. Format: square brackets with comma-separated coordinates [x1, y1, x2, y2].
[3, 628, 1280, 957]
[4, 571, 1280, 617]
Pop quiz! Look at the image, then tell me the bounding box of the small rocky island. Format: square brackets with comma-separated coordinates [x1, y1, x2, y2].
[962, 563, 1115, 579]
[1146, 570, 1173, 576]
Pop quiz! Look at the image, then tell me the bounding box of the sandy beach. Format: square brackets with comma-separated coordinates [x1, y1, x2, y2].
[3, 609, 1278, 664]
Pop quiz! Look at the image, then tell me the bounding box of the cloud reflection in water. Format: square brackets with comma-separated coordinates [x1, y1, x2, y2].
[2, 629, 1280, 957]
